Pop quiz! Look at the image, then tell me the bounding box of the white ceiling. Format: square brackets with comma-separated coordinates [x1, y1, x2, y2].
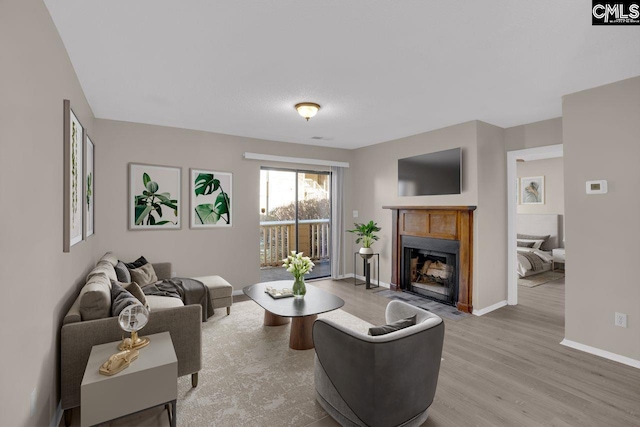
[44, 0, 640, 149]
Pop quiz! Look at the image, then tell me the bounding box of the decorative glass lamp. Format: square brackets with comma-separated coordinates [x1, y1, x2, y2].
[117, 303, 150, 351]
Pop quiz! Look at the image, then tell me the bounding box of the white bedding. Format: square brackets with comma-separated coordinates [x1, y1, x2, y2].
[517, 248, 553, 277]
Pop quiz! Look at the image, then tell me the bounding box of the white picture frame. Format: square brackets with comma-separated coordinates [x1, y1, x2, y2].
[520, 176, 545, 205]
[129, 163, 181, 230]
[190, 168, 232, 228]
[63, 100, 84, 252]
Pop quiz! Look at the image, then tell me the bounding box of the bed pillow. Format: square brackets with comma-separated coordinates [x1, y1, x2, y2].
[517, 240, 535, 248]
[129, 263, 158, 287]
[517, 239, 544, 249]
[368, 315, 417, 336]
[518, 234, 550, 243]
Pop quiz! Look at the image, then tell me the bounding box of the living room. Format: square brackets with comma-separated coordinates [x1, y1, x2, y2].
[2, 1, 640, 426]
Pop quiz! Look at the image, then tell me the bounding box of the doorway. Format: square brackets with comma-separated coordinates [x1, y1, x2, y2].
[259, 168, 331, 282]
[507, 144, 563, 305]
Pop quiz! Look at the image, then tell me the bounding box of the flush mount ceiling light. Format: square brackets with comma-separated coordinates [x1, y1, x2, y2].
[295, 102, 321, 121]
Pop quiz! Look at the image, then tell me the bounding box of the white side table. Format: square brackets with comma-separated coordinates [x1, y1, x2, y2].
[552, 248, 566, 270]
[81, 332, 177, 427]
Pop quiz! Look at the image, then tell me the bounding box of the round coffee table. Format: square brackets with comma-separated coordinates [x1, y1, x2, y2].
[243, 281, 345, 350]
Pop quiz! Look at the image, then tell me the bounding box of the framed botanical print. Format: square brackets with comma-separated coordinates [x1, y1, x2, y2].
[63, 100, 84, 252]
[84, 135, 95, 238]
[129, 163, 181, 230]
[520, 176, 545, 205]
[190, 169, 232, 228]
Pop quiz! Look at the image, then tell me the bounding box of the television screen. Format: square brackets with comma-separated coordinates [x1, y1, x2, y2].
[398, 148, 462, 196]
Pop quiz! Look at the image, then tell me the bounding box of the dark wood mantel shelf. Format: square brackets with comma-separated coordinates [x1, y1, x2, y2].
[383, 205, 476, 313]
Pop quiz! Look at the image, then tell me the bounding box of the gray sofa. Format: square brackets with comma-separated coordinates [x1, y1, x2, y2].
[313, 300, 445, 427]
[61, 254, 203, 426]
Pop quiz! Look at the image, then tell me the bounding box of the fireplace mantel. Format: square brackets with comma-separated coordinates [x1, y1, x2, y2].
[383, 206, 476, 313]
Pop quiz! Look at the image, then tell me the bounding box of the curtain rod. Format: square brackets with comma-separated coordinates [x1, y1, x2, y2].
[243, 152, 349, 168]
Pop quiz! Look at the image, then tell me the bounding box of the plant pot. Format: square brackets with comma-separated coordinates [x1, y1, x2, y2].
[359, 247, 374, 259]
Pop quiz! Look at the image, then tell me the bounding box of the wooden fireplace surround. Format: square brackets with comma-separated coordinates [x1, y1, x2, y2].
[383, 206, 476, 313]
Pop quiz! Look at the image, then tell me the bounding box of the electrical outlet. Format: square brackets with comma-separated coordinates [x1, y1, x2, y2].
[30, 388, 36, 416]
[353, 210, 359, 218]
[615, 312, 627, 328]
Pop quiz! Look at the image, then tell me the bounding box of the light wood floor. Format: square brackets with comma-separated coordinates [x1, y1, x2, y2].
[303, 277, 640, 427]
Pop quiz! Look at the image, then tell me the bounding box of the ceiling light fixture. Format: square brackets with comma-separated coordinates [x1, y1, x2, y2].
[295, 102, 321, 121]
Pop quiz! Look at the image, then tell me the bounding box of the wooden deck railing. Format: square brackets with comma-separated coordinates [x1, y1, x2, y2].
[260, 219, 330, 267]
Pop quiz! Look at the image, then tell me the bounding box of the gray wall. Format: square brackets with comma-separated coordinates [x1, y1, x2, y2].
[93, 119, 353, 290]
[563, 76, 640, 361]
[0, 0, 97, 425]
[504, 117, 563, 151]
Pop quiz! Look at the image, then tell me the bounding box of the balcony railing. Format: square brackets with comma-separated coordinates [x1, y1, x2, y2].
[260, 219, 330, 267]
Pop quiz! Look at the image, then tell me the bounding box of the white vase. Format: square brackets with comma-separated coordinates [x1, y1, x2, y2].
[359, 247, 374, 259]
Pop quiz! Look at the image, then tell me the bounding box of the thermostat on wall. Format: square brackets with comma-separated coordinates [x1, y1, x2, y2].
[586, 180, 607, 194]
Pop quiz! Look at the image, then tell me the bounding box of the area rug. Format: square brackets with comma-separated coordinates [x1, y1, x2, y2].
[175, 300, 372, 427]
[373, 289, 471, 321]
[518, 270, 565, 288]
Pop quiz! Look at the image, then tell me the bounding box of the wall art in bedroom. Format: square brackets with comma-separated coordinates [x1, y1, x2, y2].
[84, 134, 95, 238]
[129, 163, 181, 230]
[520, 176, 545, 205]
[63, 99, 84, 252]
[190, 169, 232, 228]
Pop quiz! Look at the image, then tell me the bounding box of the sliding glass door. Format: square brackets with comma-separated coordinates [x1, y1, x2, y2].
[259, 168, 331, 281]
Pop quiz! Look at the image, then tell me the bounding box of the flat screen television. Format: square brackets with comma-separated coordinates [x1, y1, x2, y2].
[398, 148, 462, 196]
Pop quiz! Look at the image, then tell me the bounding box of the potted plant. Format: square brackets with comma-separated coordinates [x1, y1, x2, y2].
[282, 251, 315, 298]
[347, 220, 381, 259]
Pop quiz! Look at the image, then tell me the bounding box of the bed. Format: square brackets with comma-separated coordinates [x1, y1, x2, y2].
[516, 214, 560, 278]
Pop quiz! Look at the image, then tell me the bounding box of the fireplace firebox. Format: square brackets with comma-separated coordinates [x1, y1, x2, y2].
[402, 236, 459, 306]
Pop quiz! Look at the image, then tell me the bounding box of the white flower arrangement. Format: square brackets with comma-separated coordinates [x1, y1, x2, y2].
[282, 251, 315, 280]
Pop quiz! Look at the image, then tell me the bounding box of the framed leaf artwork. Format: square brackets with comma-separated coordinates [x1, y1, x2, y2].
[129, 163, 181, 230]
[190, 169, 232, 228]
[63, 100, 84, 252]
[84, 134, 95, 238]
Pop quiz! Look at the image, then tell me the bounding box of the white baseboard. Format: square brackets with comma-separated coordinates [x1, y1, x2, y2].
[351, 273, 390, 288]
[232, 289, 244, 296]
[51, 401, 62, 427]
[473, 300, 508, 316]
[560, 339, 640, 369]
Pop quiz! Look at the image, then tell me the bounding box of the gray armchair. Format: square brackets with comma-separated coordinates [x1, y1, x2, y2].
[313, 300, 445, 427]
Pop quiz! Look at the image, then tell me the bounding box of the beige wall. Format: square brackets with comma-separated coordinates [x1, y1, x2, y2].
[563, 76, 640, 361]
[0, 1, 97, 426]
[93, 119, 353, 289]
[517, 158, 564, 215]
[475, 122, 508, 309]
[505, 117, 563, 151]
[350, 121, 479, 283]
[350, 121, 509, 312]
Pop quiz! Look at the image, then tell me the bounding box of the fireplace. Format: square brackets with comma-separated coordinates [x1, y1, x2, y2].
[383, 206, 476, 313]
[402, 236, 459, 306]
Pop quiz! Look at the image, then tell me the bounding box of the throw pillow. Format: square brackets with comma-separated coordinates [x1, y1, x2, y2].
[110, 281, 141, 317]
[124, 281, 149, 310]
[517, 234, 550, 243]
[517, 240, 535, 248]
[124, 256, 149, 270]
[368, 314, 417, 336]
[129, 263, 158, 287]
[115, 261, 132, 283]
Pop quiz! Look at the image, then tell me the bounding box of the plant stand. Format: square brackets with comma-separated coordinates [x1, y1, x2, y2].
[353, 252, 380, 289]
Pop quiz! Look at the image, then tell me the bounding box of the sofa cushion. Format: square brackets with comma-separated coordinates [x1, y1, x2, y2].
[111, 281, 141, 317]
[87, 261, 117, 283]
[124, 256, 149, 270]
[145, 295, 184, 311]
[115, 261, 131, 283]
[129, 263, 158, 286]
[124, 281, 149, 310]
[79, 275, 112, 321]
[368, 315, 417, 336]
[99, 252, 119, 267]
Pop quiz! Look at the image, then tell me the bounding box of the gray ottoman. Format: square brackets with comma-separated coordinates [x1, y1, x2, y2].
[192, 275, 233, 315]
